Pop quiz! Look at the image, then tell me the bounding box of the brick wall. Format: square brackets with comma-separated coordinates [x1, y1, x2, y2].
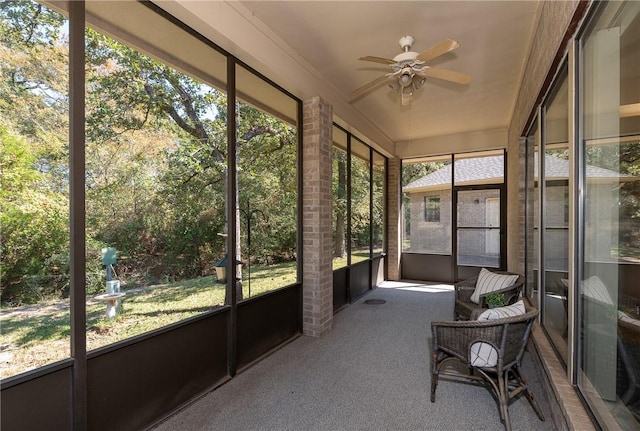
[507, 0, 581, 273]
[505, 2, 597, 430]
[302, 97, 333, 337]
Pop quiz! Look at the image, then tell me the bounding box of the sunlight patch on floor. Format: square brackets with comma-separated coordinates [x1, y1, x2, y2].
[377, 280, 454, 293]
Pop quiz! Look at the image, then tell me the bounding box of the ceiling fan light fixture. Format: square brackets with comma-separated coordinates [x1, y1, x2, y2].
[399, 72, 412, 87]
[413, 76, 426, 90]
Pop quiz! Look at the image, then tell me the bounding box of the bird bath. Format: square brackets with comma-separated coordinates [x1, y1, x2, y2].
[94, 292, 126, 318]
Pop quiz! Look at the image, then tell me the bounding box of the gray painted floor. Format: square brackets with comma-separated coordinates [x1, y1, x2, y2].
[151, 281, 553, 431]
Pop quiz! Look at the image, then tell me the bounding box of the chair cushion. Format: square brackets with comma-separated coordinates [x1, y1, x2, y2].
[470, 268, 519, 305]
[470, 300, 526, 367]
[476, 300, 526, 321]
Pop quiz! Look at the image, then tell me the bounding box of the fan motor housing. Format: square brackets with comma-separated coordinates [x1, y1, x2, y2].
[393, 51, 419, 64]
[399, 35, 415, 51]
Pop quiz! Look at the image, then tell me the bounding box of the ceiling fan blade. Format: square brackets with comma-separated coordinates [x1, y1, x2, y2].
[424, 67, 471, 85]
[358, 56, 396, 65]
[350, 73, 393, 101]
[416, 39, 460, 63]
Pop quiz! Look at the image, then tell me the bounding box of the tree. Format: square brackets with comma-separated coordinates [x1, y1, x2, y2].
[2, 2, 300, 304]
[0, 127, 69, 303]
[332, 148, 347, 258]
[1, 2, 70, 303]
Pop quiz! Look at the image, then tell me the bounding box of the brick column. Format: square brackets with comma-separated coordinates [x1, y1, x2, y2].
[302, 97, 333, 337]
[387, 156, 402, 280]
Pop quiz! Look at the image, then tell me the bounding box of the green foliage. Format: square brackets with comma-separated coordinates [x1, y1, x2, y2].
[2, 2, 301, 305]
[332, 148, 347, 258]
[237, 101, 298, 264]
[350, 153, 371, 248]
[0, 1, 68, 160]
[485, 292, 507, 307]
[1, 127, 69, 304]
[586, 142, 640, 256]
[402, 160, 447, 185]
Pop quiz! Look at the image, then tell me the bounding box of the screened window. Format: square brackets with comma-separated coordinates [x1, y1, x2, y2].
[332, 126, 348, 269]
[0, 0, 301, 374]
[372, 151, 385, 257]
[332, 126, 386, 268]
[350, 138, 371, 264]
[235, 64, 299, 299]
[84, 1, 229, 350]
[0, 1, 71, 377]
[402, 155, 452, 254]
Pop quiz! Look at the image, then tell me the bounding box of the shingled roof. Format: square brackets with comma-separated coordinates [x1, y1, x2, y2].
[404, 154, 635, 192]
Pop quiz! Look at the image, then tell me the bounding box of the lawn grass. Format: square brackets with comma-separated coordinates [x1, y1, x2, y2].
[332, 251, 372, 269]
[1, 257, 374, 377]
[1, 262, 296, 377]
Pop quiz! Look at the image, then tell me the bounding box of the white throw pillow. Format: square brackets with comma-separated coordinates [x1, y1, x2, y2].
[476, 300, 526, 321]
[470, 300, 526, 368]
[470, 268, 519, 305]
[618, 310, 640, 327]
[581, 276, 614, 305]
[470, 342, 498, 368]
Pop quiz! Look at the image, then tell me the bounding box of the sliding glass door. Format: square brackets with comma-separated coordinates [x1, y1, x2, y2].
[578, 2, 640, 428]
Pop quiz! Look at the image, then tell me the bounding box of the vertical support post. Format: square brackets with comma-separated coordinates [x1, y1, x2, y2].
[386, 157, 402, 280]
[69, 2, 87, 429]
[302, 97, 333, 337]
[227, 57, 238, 376]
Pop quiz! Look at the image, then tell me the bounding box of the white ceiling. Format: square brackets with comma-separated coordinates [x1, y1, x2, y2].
[161, 1, 541, 152]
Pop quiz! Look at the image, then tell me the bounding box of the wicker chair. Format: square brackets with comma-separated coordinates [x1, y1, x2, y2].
[454, 271, 524, 321]
[617, 314, 640, 414]
[431, 305, 545, 431]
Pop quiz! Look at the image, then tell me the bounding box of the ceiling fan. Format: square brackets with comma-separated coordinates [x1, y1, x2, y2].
[350, 36, 471, 106]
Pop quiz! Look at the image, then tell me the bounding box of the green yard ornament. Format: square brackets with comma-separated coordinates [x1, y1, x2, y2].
[101, 247, 117, 266]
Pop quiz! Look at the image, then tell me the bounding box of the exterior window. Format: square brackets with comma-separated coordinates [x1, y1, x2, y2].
[542, 63, 569, 364]
[424, 196, 441, 222]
